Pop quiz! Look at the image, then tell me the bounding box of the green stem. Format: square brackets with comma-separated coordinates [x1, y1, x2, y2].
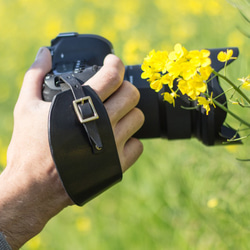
[212, 98, 250, 128]
[213, 70, 250, 104]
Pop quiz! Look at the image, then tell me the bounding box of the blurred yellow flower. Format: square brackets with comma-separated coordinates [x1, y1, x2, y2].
[25, 235, 41, 249]
[0, 152, 7, 169]
[100, 27, 118, 45]
[207, 198, 219, 208]
[238, 75, 250, 90]
[170, 22, 197, 42]
[205, 0, 222, 16]
[0, 142, 7, 168]
[187, 0, 203, 15]
[113, 14, 131, 31]
[123, 39, 150, 64]
[225, 144, 239, 153]
[227, 30, 245, 47]
[43, 17, 62, 40]
[75, 10, 96, 31]
[76, 217, 91, 232]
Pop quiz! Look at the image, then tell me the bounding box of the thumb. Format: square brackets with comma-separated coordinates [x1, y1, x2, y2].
[19, 47, 52, 101]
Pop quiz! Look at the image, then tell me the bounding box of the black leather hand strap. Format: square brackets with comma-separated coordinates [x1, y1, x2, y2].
[59, 73, 102, 153]
[48, 80, 122, 206]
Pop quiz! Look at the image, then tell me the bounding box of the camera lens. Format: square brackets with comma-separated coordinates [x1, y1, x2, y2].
[124, 65, 236, 145]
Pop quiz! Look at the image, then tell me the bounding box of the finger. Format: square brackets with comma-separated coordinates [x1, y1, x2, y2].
[104, 80, 140, 125]
[19, 47, 52, 101]
[120, 138, 144, 172]
[85, 54, 125, 101]
[113, 107, 144, 172]
[114, 107, 144, 147]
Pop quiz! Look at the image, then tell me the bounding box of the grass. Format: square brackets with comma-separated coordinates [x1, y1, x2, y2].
[34, 139, 250, 250]
[0, 0, 250, 249]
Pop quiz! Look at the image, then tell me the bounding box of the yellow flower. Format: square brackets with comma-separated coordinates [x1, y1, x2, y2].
[180, 61, 197, 80]
[150, 80, 163, 92]
[152, 50, 169, 73]
[217, 49, 235, 62]
[141, 63, 155, 80]
[141, 50, 156, 72]
[238, 75, 250, 90]
[187, 49, 211, 67]
[162, 91, 179, 107]
[149, 73, 163, 92]
[142, 49, 168, 73]
[168, 43, 188, 61]
[161, 74, 174, 89]
[166, 60, 182, 79]
[142, 43, 213, 104]
[199, 65, 213, 81]
[178, 75, 207, 100]
[197, 93, 216, 115]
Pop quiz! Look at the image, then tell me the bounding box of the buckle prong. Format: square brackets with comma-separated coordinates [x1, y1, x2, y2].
[73, 96, 99, 124]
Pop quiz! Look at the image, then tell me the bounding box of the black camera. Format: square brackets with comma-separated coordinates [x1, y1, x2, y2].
[43, 32, 239, 145]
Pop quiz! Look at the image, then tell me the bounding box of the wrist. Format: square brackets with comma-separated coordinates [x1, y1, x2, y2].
[0, 162, 72, 249]
[0, 167, 37, 249]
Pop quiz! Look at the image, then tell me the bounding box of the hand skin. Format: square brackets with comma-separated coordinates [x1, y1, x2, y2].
[0, 47, 144, 249]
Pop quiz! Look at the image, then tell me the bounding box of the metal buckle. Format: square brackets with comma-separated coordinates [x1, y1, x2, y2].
[73, 96, 99, 124]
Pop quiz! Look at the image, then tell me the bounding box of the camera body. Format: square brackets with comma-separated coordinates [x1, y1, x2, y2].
[43, 32, 239, 145]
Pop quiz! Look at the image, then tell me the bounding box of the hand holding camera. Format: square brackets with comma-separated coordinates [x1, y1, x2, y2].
[0, 43, 144, 249]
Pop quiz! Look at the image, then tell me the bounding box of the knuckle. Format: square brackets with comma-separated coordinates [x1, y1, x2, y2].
[123, 80, 140, 105]
[24, 65, 36, 80]
[106, 67, 124, 85]
[134, 139, 144, 156]
[24, 65, 45, 84]
[13, 101, 27, 117]
[134, 107, 145, 126]
[104, 55, 125, 84]
[105, 54, 124, 70]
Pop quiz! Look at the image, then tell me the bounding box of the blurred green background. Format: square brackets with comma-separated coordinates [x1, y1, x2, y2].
[1, 0, 250, 249]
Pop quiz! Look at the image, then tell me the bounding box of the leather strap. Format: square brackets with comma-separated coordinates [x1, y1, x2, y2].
[48, 82, 122, 206]
[59, 73, 102, 153]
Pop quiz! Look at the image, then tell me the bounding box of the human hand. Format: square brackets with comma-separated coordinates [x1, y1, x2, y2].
[0, 47, 144, 249]
[85, 54, 144, 171]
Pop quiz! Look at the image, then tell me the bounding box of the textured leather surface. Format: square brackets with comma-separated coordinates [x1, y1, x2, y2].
[48, 86, 122, 206]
